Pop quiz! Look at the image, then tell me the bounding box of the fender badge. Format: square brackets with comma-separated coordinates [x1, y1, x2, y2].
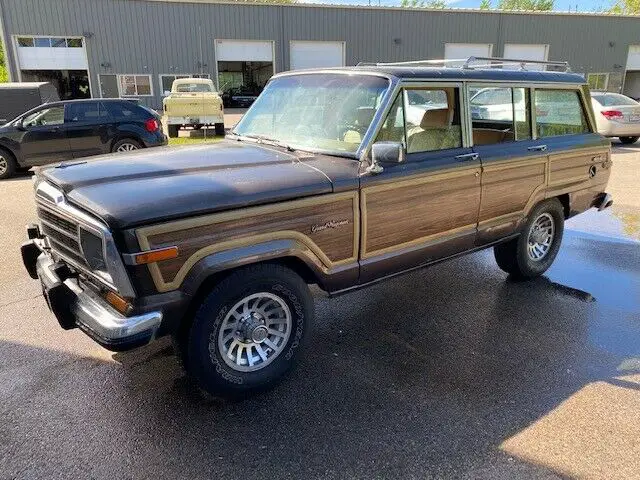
[311, 219, 350, 233]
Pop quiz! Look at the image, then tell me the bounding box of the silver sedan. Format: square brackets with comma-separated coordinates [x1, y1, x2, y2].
[591, 92, 640, 145]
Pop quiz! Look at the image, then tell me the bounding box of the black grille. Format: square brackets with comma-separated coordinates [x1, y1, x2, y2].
[37, 207, 77, 236]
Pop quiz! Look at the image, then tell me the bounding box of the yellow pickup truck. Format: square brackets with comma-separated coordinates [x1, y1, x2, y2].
[162, 78, 225, 137]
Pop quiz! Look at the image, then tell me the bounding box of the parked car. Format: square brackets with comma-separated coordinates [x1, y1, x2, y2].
[162, 78, 225, 137]
[0, 99, 167, 179]
[22, 63, 612, 398]
[0, 82, 60, 125]
[222, 87, 260, 108]
[590, 91, 640, 144]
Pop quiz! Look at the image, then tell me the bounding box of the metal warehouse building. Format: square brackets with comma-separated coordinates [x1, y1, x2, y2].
[1, 0, 640, 109]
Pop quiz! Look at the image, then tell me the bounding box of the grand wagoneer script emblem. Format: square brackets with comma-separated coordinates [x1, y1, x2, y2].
[311, 219, 350, 233]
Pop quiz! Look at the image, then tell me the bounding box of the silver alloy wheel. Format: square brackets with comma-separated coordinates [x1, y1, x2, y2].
[217, 292, 292, 372]
[527, 212, 555, 261]
[0, 155, 7, 176]
[116, 142, 139, 152]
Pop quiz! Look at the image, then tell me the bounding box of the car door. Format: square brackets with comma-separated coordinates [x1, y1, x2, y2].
[469, 85, 550, 244]
[65, 101, 113, 158]
[19, 105, 71, 165]
[359, 84, 482, 282]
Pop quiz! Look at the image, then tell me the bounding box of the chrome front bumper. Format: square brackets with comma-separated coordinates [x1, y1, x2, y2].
[30, 249, 162, 351]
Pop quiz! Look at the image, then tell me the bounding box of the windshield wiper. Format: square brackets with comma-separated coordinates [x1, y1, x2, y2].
[237, 133, 296, 152]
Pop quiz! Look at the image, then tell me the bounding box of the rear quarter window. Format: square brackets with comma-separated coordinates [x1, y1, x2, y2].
[534, 89, 590, 137]
[103, 101, 152, 120]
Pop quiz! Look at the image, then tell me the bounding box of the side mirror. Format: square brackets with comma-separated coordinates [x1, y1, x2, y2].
[366, 141, 404, 174]
[16, 119, 26, 131]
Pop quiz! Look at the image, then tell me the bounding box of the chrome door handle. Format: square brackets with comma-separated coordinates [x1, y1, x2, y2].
[528, 145, 547, 152]
[455, 153, 479, 161]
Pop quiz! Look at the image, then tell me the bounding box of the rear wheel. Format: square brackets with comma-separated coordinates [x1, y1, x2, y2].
[112, 138, 142, 153]
[167, 125, 180, 138]
[619, 136, 639, 145]
[0, 149, 17, 180]
[214, 123, 225, 136]
[494, 198, 564, 280]
[179, 264, 312, 398]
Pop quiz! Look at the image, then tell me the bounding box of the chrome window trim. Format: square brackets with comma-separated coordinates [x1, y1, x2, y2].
[36, 181, 136, 298]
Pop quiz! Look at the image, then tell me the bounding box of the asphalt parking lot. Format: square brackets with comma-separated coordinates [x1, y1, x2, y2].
[1, 143, 639, 479]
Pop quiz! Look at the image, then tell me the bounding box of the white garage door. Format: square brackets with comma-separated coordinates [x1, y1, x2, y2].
[444, 43, 493, 66]
[290, 41, 345, 71]
[503, 44, 549, 71]
[16, 36, 88, 70]
[627, 45, 640, 71]
[215, 40, 273, 62]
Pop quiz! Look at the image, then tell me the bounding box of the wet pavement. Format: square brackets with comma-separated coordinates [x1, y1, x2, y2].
[0, 146, 639, 479]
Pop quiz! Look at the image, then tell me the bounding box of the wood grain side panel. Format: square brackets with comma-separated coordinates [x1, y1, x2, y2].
[480, 163, 546, 222]
[549, 150, 606, 187]
[363, 171, 480, 255]
[138, 192, 359, 290]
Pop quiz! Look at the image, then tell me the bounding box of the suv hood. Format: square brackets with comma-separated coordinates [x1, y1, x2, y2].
[39, 141, 357, 229]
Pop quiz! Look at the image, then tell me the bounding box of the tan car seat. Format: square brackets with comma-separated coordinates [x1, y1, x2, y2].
[407, 108, 461, 153]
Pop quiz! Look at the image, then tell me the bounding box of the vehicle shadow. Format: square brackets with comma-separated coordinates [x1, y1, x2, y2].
[2, 247, 638, 478]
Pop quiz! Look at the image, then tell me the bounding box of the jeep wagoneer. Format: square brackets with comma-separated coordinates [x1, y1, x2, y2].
[22, 57, 613, 397]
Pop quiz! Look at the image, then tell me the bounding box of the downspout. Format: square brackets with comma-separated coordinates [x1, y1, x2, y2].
[0, 0, 13, 81]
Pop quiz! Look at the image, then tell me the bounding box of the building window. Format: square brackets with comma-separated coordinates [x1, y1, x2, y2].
[587, 73, 609, 91]
[16, 36, 83, 48]
[118, 75, 153, 97]
[159, 74, 210, 95]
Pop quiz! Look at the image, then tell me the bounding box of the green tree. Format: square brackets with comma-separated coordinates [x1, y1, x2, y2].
[610, 0, 640, 13]
[496, 0, 554, 9]
[480, 0, 492, 8]
[0, 40, 8, 83]
[400, 0, 447, 7]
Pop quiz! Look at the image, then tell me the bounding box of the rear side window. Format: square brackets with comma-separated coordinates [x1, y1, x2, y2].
[534, 89, 590, 137]
[469, 86, 532, 145]
[66, 102, 109, 122]
[103, 101, 138, 119]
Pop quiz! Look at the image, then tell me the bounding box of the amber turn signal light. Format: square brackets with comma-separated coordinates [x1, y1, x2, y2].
[105, 291, 133, 315]
[132, 246, 179, 265]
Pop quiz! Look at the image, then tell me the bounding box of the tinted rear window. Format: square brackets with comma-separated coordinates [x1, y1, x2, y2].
[592, 94, 638, 107]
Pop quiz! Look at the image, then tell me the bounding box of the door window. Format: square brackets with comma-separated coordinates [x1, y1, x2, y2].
[404, 87, 462, 153]
[469, 86, 531, 145]
[374, 87, 463, 154]
[66, 102, 108, 122]
[534, 89, 590, 137]
[23, 106, 65, 127]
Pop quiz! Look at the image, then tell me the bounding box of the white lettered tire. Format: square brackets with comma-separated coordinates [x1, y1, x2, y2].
[181, 264, 312, 398]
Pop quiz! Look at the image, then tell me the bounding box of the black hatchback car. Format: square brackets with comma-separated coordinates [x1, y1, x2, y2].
[0, 99, 167, 179]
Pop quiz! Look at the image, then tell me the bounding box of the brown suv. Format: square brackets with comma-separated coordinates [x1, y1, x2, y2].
[22, 59, 613, 397]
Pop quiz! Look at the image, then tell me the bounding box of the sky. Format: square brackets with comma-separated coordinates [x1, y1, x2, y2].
[302, 0, 614, 12]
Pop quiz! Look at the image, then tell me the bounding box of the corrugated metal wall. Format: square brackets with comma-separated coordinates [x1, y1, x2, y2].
[1, 0, 638, 107]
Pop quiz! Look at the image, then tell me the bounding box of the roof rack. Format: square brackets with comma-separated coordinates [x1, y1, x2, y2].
[357, 56, 572, 72]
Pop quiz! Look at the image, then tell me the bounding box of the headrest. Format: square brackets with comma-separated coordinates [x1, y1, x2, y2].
[356, 107, 376, 126]
[420, 108, 451, 129]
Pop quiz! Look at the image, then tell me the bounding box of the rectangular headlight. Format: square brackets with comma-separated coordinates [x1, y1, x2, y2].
[79, 228, 113, 283]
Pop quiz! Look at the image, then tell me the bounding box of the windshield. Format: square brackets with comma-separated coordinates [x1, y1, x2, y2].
[175, 83, 212, 93]
[233, 74, 390, 153]
[592, 93, 638, 107]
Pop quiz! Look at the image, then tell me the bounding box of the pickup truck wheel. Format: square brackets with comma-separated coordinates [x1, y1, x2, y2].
[494, 198, 564, 280]
[183, 264, 312, 398]
[619, 136, 639, 145]
[0, 149, 17, 180]
[214, 123, 225, 136]
[167, 125, 179, 138]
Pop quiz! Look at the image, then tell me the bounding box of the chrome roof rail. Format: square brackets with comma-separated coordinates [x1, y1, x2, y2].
[356, 56, 571, 72]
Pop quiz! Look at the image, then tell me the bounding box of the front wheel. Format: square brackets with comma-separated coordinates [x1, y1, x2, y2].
[180, 264, 313, 398]
[494, 198, 565, 280]
[619, 136, 639, 145]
